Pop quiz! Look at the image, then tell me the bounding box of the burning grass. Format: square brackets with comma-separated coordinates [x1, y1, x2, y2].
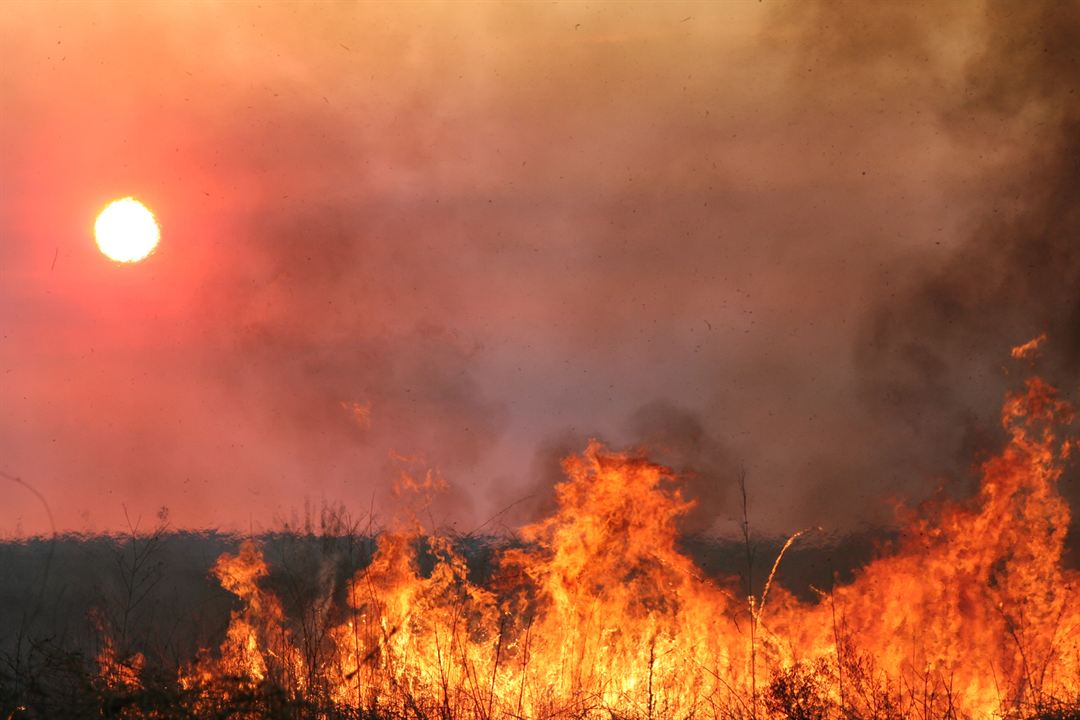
[3, 374, 1079, 719]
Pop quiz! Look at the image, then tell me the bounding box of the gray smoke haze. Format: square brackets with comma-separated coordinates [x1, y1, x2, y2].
[772, 1, 1080, 535]
[0, 2, 1077, 541]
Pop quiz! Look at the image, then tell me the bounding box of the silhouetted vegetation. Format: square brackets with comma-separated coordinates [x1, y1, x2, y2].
[1, 522, 1076, 719]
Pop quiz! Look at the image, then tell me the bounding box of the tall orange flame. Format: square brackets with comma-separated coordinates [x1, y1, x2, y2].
[170, 373, 1078, 719]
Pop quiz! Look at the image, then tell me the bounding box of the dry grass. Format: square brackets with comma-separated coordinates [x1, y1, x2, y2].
[2, 520, 1077, 720]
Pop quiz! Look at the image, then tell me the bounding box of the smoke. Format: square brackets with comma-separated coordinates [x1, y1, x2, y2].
[623, 402, 740, 534]
[2, 2, 1078, 541]
[859, 2, 1080, 399]
[773, 1, 1080, 544]
[497, 403, 740, 535]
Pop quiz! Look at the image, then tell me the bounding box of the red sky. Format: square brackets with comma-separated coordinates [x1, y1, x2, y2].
[2, 2, 1072, 537]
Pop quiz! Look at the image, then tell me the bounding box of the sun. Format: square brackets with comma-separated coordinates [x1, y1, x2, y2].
[94, 197, 160, 263]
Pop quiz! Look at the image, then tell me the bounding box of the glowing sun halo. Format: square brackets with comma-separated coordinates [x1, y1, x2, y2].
[94, 197, 160, 263]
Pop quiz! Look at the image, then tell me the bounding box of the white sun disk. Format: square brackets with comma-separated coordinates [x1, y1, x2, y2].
[94, 197, 160, 263]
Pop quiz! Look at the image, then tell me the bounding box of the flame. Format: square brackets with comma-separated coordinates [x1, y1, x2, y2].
[130, 371, 1078, 718]
[1011, 333, 1048, 360]
[96, 635, 144, 692]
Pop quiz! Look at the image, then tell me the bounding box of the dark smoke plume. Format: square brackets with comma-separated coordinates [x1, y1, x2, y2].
[778, 1, 1080, 553]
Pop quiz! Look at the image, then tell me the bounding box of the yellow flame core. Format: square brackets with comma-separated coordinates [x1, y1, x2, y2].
[94, 197, 160, 263]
